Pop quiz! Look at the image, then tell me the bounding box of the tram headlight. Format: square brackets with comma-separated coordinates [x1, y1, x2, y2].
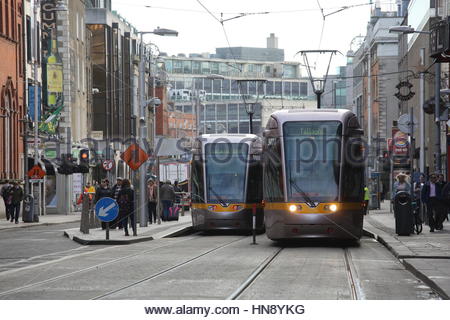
[329, 204, 338, 212]
[289, 204, 301, 213]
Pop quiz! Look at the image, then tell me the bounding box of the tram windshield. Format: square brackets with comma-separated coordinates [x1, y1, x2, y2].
[284, 121, 342, 203]
[205, 143, 249, 203]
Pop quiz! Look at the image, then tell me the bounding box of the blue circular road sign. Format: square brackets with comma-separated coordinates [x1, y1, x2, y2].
[95, 197, 119, 222]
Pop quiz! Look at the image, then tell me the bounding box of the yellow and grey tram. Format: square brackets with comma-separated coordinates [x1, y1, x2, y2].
[191, 134, 264, 231]
[263, 109, 365, 240]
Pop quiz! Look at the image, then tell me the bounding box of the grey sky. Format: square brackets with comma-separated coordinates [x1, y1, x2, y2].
[112, 0, 398, 76]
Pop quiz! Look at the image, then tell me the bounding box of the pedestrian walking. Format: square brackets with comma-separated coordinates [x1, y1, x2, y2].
[147, 180, 157, 224]
[94, 179, 112, 230]
[1, 181, 12, 221]
[8, 181, 24, 224]
[111, 177, 123, 228]
[421, 174, 445, 232]
[363, 186, 369, 215]
[117, 179, 135, 236]
[160, 180, 175, 221]
[414, 174, 426, 223]
[393, 173, 411, 194]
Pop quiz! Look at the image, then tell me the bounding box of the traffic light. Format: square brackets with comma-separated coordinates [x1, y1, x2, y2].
[78, 149, 90, 174]
[57, 154, 75, 175]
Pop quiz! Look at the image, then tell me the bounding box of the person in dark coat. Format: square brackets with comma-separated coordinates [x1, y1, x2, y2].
[95, 179, 112, 230]
[147, 180, 157, 224]
[1, 181, 12, 221]
[111, 177, 123, 228]
[117, 179, 135, 236]
[160, 180, 175, 221]
[8, 181, 24, 224]
[421, 174, 444, 232]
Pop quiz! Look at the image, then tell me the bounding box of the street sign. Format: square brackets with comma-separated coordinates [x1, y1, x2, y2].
[27, 165, 46, 179]
[397, 114, 417, 134]
[102, 160, 114, 171]
[95, 197, 119, 222]
[121, 143, 149, 171]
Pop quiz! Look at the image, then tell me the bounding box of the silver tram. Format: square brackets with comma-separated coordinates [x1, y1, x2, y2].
[191, 134, 264, 231]
[263, 109, 365, 240]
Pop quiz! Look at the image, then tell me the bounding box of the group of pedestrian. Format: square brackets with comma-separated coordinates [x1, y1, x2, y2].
[1, 181, 24, 224]
[393, 172, 449, 233]
[90, 177, 182, 235]
[91, 177, 135, 236]
[148, 179, 182, 222]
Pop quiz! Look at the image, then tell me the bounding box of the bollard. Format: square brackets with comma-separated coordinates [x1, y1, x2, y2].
[80, 193, 90, 234]
[252, 203, 257, 245]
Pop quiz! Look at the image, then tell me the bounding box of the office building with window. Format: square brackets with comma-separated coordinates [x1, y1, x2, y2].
[161, 35, 316, 136]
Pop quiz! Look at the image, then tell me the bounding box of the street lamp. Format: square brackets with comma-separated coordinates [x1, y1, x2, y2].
[137, 28, 178, 229]
[389, 26, 431, 35]
[245, 103, 255, 134]
[389, 26, 433, 173]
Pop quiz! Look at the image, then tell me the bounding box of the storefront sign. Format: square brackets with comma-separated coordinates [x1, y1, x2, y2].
[392, 127, 409, 156]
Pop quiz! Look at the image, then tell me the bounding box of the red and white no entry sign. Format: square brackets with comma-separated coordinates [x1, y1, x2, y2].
[102, 160, 114, 171]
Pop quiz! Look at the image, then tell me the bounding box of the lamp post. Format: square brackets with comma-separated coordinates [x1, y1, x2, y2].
[245, 103, 255, 134]
[137, 28, 177, 229]
[389, 26, 432, 174]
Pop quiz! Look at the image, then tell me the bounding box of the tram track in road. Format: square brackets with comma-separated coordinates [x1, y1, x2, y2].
[343, 248, 365, 300]
[0, 234, 203, 298]
[227, 246, 285, 300]
[92, 235, 250, 300]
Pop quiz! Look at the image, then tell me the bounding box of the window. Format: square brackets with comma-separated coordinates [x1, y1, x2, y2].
[274, 81, 282, 95]
[25, 16, 31, 62]
[300, 82, 308, 96]
[266, 81, 273, 95]
[292, 82, 300, 96]
[211, 62, 219, 74]
[228, 122, 238, 133]
[217, 104, 226, 120]
[192, 61, 201, 74]
[206, 105, 215, 121]
[228, 104, 238, 120]
[283, 82, 291, 96]
[183, 105, 192, 113]
[201, 61, 210, 73]
[183, 60, 192, 73]
[173, 60, 182, 73]
[239, 121, 249, 134]
[263, 137, 284, 202]
[283, 65, 297, 78]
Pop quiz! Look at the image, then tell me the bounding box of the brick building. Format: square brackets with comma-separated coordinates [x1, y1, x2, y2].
[0, 0, 25, 182]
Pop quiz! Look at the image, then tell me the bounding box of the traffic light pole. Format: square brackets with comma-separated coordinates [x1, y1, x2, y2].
[32, 0, 40, 221]
[138, 32, 148, 229]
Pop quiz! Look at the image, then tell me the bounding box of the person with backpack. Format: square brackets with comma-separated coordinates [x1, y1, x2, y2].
[160, 180, 175, 221]
[117, 179, 135, 236]
[1, 181, 12, 221]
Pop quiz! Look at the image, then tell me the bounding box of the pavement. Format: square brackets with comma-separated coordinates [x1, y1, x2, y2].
[364, 201, 450, 300]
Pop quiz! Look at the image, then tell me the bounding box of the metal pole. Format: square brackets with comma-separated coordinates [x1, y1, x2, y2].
[419, 72, 425, 173]
[139, 33, 147, 229]
[435, 63, 441, 173]
[249, 112, 254, 134]
[316, 92, 321, 109]
[410, 106, 415, 201]
[33, 0, 40, 220]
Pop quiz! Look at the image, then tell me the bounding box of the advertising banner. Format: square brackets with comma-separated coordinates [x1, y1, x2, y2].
[392, 127, 409, 156]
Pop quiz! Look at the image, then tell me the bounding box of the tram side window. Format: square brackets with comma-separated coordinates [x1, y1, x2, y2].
[342, 137, 365, 202]
[247, 161, 263, 203]
[191, 160, 205, 203]
[264, 137, 284, 202]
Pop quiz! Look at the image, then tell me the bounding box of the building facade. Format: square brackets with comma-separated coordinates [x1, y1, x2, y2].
[161, 36, 315, 137]
[0, 0, 25, 218]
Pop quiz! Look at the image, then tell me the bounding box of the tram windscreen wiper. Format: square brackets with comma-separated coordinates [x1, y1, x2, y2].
[209, 187, 228, 207]
[207, 177, 228, 206]
[289, 175, 316, 208]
